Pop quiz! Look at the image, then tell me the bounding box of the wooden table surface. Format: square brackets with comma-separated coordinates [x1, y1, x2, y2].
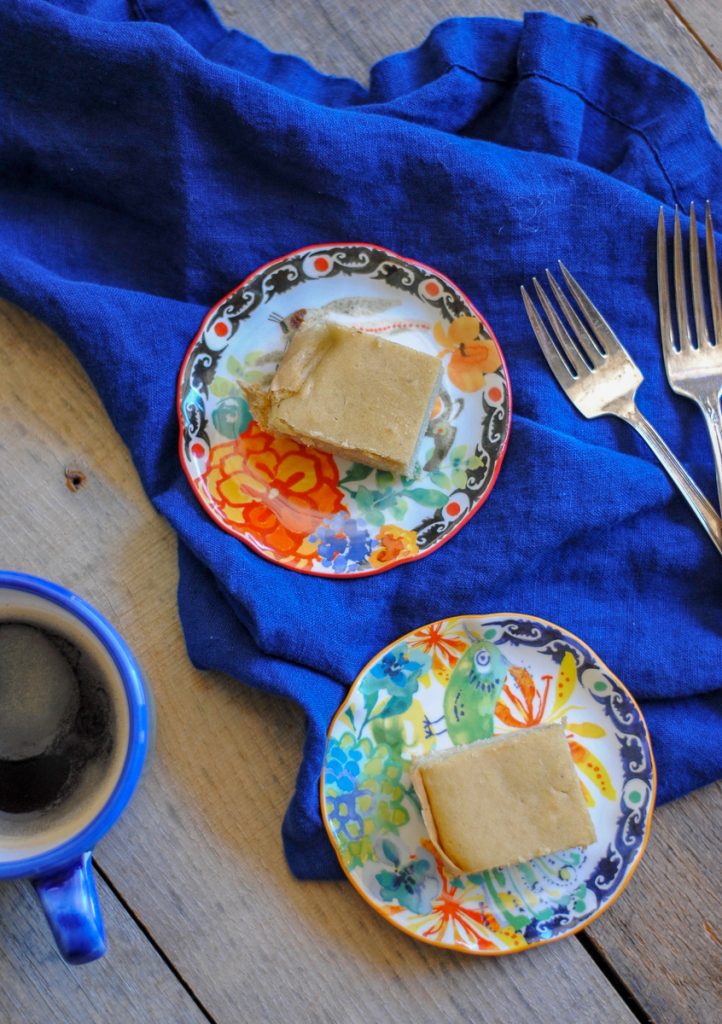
[1, 2, 721, 1022]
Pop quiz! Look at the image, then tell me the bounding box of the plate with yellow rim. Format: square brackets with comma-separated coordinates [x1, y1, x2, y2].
[177, 243, 510, 577]
[321, 614, 655, 954]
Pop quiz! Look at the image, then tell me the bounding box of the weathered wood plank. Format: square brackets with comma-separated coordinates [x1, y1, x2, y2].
[0, 300, 638, 1023]
[667, 0, 722, 67]
[0, 870, 209, 1024]
[215, 0, 722, 138]
[587, 781, 722, 1024]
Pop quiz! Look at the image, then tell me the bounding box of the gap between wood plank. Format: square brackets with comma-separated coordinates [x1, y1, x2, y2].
[663, 0, 722, 72]
[97, 846, 654, 1023]
[575, 931, 655, 1024]
[94, 863, 218, 1024]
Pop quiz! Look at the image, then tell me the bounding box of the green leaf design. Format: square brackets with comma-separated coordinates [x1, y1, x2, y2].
[354, 486, 393, 522]
[429, 470, 452, 489]
[382, 839, 400, 866]
[378, 692, 414, 719]
[363, 688, 378, 715]
[371, 718, 404, 751]
[375, 470, 395, 489]
[243, 369, 274, 385]
[390, 497, 408, 520]
[376, 491, 398, 510]
[210, 376, 235, 398]
[342, 463, 374, 483]
[354, 485, 374, 510]
[405, 488, 448, 509]
[364, 506, 386, 527]
[226, 355, 243, 375]
[451, 469, 467, 489]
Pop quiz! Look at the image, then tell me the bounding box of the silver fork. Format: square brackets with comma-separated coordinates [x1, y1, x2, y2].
[658, 202, 722, 511]
[521, 264, 722, 556]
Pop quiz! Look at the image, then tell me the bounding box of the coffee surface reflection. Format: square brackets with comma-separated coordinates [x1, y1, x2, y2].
[0, 624, 114, 816]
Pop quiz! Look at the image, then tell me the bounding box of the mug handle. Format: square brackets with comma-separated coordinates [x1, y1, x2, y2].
[32, 852, 106, 964]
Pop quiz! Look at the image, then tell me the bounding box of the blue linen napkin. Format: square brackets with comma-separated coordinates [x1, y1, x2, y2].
[1, 0, 721, 880]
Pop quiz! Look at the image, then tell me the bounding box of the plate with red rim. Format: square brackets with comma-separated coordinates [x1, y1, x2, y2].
[321, 614, 656, 954]
[177, 243, 510, 576]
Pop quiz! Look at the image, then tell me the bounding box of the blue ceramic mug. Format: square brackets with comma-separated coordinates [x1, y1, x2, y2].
[0, 572, 153, 964]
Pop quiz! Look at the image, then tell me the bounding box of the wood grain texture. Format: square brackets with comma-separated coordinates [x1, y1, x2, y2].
[0, 300, 638, 1023]
[216, 0, 722, 139]
[0, 870, 208, 1024]
[588, 781, 722, 1024]
[668, 0, 722, 68]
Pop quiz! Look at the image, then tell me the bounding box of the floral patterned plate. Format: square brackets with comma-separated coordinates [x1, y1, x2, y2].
[321, 615, 656, 954]
[177, 244, 510, 576]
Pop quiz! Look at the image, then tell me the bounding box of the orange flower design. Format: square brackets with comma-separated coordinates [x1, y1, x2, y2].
[368, 525, 419, 568]
[408, 620, 467, 684]
[494, 653, 616, 807]
[495, 666, 551, 729]
[203, 422, 346, 566]
[383, 841, 526, 952]
[433, 315, 500, 392]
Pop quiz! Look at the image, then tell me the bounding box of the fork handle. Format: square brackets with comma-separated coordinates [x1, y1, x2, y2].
[621, 405, 722, 556]
[698, 388, 722, 514]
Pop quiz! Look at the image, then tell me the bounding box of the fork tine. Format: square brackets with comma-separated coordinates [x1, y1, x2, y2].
[531, 276, 586, 376]
[706, 201, 722, 347]
[689, 201, 711, 347]
[557, 262, 626, 356]
[521, 285, 576, 390]
[545, 269, 604, 366]
[657, 207, 676, 356]
[673, 206, 693, 350]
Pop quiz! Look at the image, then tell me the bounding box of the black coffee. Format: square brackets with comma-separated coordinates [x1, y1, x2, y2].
[0, 623, 114, 815]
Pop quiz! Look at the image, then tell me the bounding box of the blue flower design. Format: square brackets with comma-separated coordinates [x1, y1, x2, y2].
[372, 651, 416, 683]
[325, 736, 363, 794]
[309, 513, 377, 573]
[359, 642, 430, 721]
[371, 839, 441, 915]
